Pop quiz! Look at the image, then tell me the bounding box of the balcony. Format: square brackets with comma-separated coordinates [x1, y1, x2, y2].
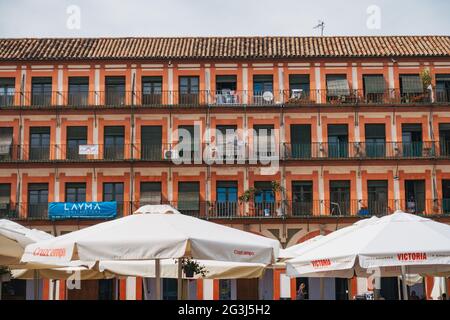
[3, 199, 450, 221]
[1, 141, 449, 164]
[283, 141, 440, 160]
[0, 87, 448, 109]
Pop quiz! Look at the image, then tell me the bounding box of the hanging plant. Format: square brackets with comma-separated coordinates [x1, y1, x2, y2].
[238, 187, 258, 202]
[178, 258, 208, 278]
[420, 69, 432, 90]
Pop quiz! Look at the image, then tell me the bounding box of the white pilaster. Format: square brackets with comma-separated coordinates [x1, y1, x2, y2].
[168, 65, 174, 104]
[314, 63, 321, 103]
[94, 65, 100, 105]
[388, 63, 395, 98]
[278, 63, 284, 103]
[351, 63, 358, 90]
[20, 66, 27, 105]
[318, 171, 325, 214]
[131, 65, 137, 105]
[242, 64, 248, 104]
[203, 279, 214, 300]
[126, 277, 136, 300]
[57, 66, 63, 105]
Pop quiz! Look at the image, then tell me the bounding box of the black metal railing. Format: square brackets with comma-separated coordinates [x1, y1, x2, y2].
[1, 87, 447, 108]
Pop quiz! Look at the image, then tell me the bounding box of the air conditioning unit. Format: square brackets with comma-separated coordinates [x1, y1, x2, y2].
[163, 150, 179, 160]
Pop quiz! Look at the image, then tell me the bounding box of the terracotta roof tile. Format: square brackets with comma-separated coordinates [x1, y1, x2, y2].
[0, 36, 449, 61]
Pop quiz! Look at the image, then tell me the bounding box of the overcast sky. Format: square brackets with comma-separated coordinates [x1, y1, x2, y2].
[0, 0, 449, 37]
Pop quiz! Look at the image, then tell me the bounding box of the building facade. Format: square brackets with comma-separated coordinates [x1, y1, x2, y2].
[0, 36, 450, 300]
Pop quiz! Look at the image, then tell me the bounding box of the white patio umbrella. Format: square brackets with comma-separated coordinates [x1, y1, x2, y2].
[286, 211, 450, 300]
[0, 219, 56, 299]
[0, 219, 53, 267]
[278, 235, 324, 261]
[13, 259, 266, 281]
[21, 205, 280, 299]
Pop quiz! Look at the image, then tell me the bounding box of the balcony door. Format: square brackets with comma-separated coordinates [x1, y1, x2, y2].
[0, 127, 13, 160]
[402, 124, 422, 157]
[140, 182, 162, 206]
[436, 74, 450, 103]
[29, 127, 50, 160]
[142, 76, 162, 105]
[177, 182, 200, 216]
[216, 125, 238, 160]
[31, 77, 52, 106]
[289, 74, 310, 100]
[399, 74, 423, 102]
[216, 181, 238, 217]
[328, 124, 348, 158]
[367, 180, 388, 215]
[65, 183, 87, 202]
[0, 78, 15, 107]
[405, 180, 425, 214]
[0, 183, 12, 218]
[68, 77, 89, 106]
[439, 123, 450, 156]
[66, 126, 87, 160]
[253, 75, 273, 104]
[105, 76, 125, 105]
[365, 124, 386, 158]
[141, 126, 162, 160]
[442, 180, 450, 214]
[254, 125, 275, 158]
[292, 181, 313, 216]
[363, 74, 386, 103]
[104, 126, 124, 160]
[28, 183, 48, 219]
[103, 182, 124, 216]
[290, 124, 311, 158]
[254, 181, 275, 217]
[179, 76, 199, 105]
[215, 75, 238, 104]
[177, 125, 201, 161]
[329, 180, 350, 216]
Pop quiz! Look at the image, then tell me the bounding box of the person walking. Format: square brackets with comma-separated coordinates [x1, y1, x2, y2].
[296, 283, 308, 300]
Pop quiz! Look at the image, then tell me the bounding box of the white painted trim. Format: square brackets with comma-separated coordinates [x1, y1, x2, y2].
[105, 64, 127, 69]
[287, 67, 310, 70]
[388, 65, 395, 90]
[252, 63, 273, 67]
[314, 65, 321, 103]
[242, 66, 248, 104]
[0, 66, 17, 70]
[287, 63, 310, 67]
[253, 67, 273, 71]
[67, 65, 91, 69]
[352, 66, 358, 90]
[141, 64, 164, 68]
[31, 65, 54, 69]
[215, 63, 238, 68]
[361, 62, 383, 67]
[178, 64, 201, 68]
[325, 63, 347, 67]
[433, 62, 450, 66]
[141, 68, 164, 72]
[203, 279, 214, 300]
[398, 62, 420, 66]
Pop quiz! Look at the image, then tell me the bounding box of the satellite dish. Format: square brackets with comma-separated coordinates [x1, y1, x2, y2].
[262, 91, 274, 102]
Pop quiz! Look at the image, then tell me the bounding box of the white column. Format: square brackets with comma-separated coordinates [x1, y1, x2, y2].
[126, 277, 136, 300]
[278, 63, 284, 103]
[242, 64, 248, 104]
[202, 279, 214, 300]
[314, 63, 321, 103]
[388, 63, 395, 98]
[356, 173, 363, 207]
[394, 174, 401, 210]
[94, 66, 100, 105]
[168, 65, 174, 104]
[57, 66, 63, 105]
[352, 63, 358, 91]
[205, 64, 211, 104]
[131, 65, 137, 105]
[20, 66, 27, 105]
[54, 179, 60, 202]
[92, 171, 97, 201]
[319, 170, 325, 215]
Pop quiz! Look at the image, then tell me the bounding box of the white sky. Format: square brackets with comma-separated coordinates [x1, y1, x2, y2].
[0, 0, 449, 37]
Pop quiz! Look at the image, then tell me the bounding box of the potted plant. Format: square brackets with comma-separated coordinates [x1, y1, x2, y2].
[239, 182, 285, 217]
[420, 69, 432, 102]
[0, 266, 11, 282]
[179, 258, 208, 278]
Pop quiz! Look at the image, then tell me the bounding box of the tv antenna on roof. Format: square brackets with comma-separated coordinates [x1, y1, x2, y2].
[314, 20, 325, 36]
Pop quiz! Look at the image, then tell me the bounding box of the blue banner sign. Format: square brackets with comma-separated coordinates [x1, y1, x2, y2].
[48, 202, 117, 219]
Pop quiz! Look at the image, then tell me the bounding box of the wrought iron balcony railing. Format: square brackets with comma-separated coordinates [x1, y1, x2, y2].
[1, 88, 448, 109]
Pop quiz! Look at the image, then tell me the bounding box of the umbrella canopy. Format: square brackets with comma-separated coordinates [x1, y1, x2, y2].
[22, 205, 280, 266]
[0, 219, 53, 267]
[286, 211, 450, 278]
[279, 235, 324, 261]
[98, 259, 266, 279]
[12, 259, 266, 280]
